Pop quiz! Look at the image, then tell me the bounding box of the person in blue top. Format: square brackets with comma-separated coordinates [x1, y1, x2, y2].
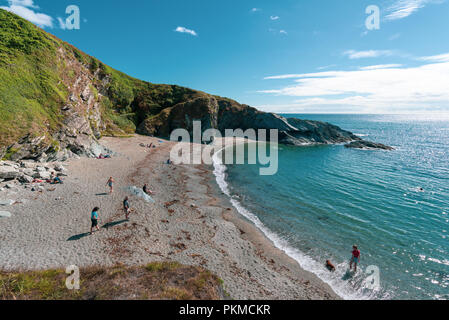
[90, 207, 100, 234]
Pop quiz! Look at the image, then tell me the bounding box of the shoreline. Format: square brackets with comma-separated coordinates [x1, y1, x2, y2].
[208, 168, 341, 300]
[0, 135, 339, 300]
[210, 138, 342, 299]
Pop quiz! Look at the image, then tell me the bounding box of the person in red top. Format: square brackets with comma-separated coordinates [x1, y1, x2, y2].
[350, 245, 361, 272]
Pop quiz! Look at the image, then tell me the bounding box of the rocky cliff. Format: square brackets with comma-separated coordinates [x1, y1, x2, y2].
[0, 9, 388, 162]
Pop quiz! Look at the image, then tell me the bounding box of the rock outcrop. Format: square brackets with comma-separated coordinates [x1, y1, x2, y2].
[0, 160, 68, 192]
[345, 140, 394, 150]
[282, 118, 360, 145]
[138, 96, 362, 146]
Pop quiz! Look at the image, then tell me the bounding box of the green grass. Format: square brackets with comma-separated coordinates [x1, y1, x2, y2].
[145, 261, 182, 272]
[2, 147, 19, 160]
[0, 269, 82, 300]
[0, 9, 66, 147]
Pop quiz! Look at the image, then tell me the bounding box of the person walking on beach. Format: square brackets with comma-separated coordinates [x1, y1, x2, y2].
[90, 207, 100, 234]
[350, 245, 361, 272]
[123, 196, 131, 220]
[106, 177, 115, 194]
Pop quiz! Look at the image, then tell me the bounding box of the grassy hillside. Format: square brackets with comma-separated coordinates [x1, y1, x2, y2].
[0, 9, 66, 147]
[0, 8, 210, 152]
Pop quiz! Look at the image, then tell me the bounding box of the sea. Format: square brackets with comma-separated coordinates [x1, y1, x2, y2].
[213, 114, 449, 300]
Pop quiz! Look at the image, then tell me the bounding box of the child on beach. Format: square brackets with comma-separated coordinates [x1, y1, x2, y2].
[350, 245, 361, 272]
[123, 197, 131, 220]
[90, 207, 100, 234]
[106, 177, 115, 194]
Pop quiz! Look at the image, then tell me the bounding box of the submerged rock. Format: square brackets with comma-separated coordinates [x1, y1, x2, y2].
[345, 140, 394, 150]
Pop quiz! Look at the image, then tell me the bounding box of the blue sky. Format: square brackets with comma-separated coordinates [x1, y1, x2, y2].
[2, 0, 449, 113]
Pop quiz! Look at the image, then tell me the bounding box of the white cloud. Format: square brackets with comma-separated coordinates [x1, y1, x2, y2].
[359, 64, 403, 70]
[174, 26, 198, 37]
[385, 0, 427, 20]
[0, 0, 53, 28]
[343, 50, 394, 59]
[7, 0, 37, 8]
[317, 64, 337, 70]
[264, 71, 344, 80]
[259, 58, 449, 113]
[389, 33, 401, 40]
[417, 53, 449, 62]
[384, 0, 444, 21]
[270, 15, 280, 20]
[267, 28, 288, 35]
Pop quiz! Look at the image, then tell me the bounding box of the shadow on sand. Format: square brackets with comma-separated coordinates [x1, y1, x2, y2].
[67, 219, 128, 241]
[102, 219, 128, 230]
[67, 233, 90, 241]
[95, 193, 109, 196]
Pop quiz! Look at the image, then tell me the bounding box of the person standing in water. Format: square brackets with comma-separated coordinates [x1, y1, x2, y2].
[106, 177, 115, 194]
[350, 245, 361, 272]
[90, 207, 100, 234]
[123, 196, 131, 220]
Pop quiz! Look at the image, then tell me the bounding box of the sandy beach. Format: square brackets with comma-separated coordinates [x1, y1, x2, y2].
[0, 135, 339, 300]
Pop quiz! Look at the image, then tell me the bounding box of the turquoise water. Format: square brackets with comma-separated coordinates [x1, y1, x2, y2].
[215, 114, 449, 300]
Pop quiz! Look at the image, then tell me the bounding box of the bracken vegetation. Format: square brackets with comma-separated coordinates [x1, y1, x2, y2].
[0, 262, 226, 300]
